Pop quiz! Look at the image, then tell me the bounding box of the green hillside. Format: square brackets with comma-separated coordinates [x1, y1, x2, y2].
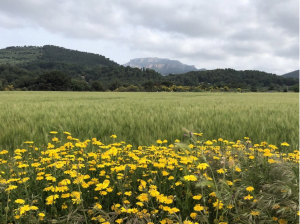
[164, 69, 298, 88]
[0, 46, 42, 65]
[0, 45, 299, 92]
[0, 45, 117, 67]
[282, 70, 299, 79]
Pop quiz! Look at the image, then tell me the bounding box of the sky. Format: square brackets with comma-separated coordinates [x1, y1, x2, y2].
[0, 0, 299, 75]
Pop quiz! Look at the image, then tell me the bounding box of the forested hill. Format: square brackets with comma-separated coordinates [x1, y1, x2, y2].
[0, 45, 299, 92]
[0, 45, 117, 67]
[281, 70, 299, 79]
[164, 69, 298, 89]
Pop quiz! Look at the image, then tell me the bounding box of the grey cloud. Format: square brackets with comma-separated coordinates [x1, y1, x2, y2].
[0, 0, 298, 74]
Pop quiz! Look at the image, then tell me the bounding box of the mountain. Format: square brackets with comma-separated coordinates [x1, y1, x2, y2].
[0, 45, 162, 90]
[0, 45, 117, 67]
[281, 70, 299, 79]
[123, 57, 205, 76]
[0, 45, 298, 92]
[164, 68, 299, 88]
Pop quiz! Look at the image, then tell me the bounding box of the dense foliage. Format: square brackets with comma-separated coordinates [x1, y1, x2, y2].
[0, 45, 298, 92]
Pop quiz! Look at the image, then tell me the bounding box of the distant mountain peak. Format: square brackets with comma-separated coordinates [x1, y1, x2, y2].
[123, 57, 205, 76]
[281, 70, 299, 79]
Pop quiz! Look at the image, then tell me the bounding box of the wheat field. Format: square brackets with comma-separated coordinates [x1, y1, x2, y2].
[0, 91, 298, 151]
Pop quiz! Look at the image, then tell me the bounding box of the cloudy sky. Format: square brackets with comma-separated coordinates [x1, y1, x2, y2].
[0, 0, 299, 75]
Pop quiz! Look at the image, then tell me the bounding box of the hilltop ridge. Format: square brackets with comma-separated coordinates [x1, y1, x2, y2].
[0, 45, 117, 67]
[124, 57, 205, 76]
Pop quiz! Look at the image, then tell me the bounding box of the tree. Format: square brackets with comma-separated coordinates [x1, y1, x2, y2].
[71, 79, 90, 91]
[91, 81, 105, 91]
[292, 84, 299, 92]
[251, 86, 257, 92]
[36, 71, 72, 91]
[109, 80, 122, 91]
[143, 81, 154, 91]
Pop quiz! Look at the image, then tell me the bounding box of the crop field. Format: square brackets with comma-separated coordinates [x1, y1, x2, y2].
[0, 92, 298, 151]
[0, 92, 298, 223]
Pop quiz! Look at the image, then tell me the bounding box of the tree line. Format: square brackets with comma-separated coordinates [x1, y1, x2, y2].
[0, 65, 298, 92]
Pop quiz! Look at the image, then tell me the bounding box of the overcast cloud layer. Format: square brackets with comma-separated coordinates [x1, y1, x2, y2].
[0, 0, 299, 75]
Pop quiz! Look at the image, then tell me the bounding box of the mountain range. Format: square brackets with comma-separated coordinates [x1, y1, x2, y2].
[0, 45, 298, 92]
[123, 57, 205, 76]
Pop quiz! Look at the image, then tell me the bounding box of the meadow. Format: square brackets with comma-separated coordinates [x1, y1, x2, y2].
[0, 92, 299, 224]
[0, 92, 298, 151]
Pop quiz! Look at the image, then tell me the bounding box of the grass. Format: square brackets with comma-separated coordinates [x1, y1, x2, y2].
[0, 91, 298, 152]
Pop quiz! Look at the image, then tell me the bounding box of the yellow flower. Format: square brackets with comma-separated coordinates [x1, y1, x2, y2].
[156, 140, 162, 144]
[137, 193, 149, 202]
[217, 168, 227, 174]
[209, 192, 216, 197]
[124, 191, 132, 196]
[235, 167, 241, 172]
[15, 199, 25, 204]
[62, 203, 68, 209]
[100, 191, 108, 195]
[190, 212, 197, 219]
[204, 140, 213, 145]
[248, 156, 255, 159]
[61, 193, 70, 198]
[226, 181, 233, 186]
[136, 202, 144, 207]
[194, 204, 204, 211]
[123, 200, 130, 204]
[183, 175, 197, 181]
[169, 207, 180, 214]
[227, 204, 234, 209]
[162, 171, 169, 176]
[250, 211, 260, 216]
[38, 213, 45, 220]
[5, 185, 17, 192]
[50, 131, 58, 134]
[19, 204, 31, 215]
[110, 135, 117, 139]
[31, 163, 41, 167]
[175, 181, 182, 186]
[94, 203, 102, 210]
[213, 199, 223, 209]
[115, 219, 123, 224]
[244, 194, 253, 200]
[246, 186, 254, 192]
[36, 176, 44, 180]
[95, 180, 110, 191]
[192, 194, 202, 200]
[281, 142, 290, 146]
[278, 219, 287, 224]
[197, 163, 209, 170]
